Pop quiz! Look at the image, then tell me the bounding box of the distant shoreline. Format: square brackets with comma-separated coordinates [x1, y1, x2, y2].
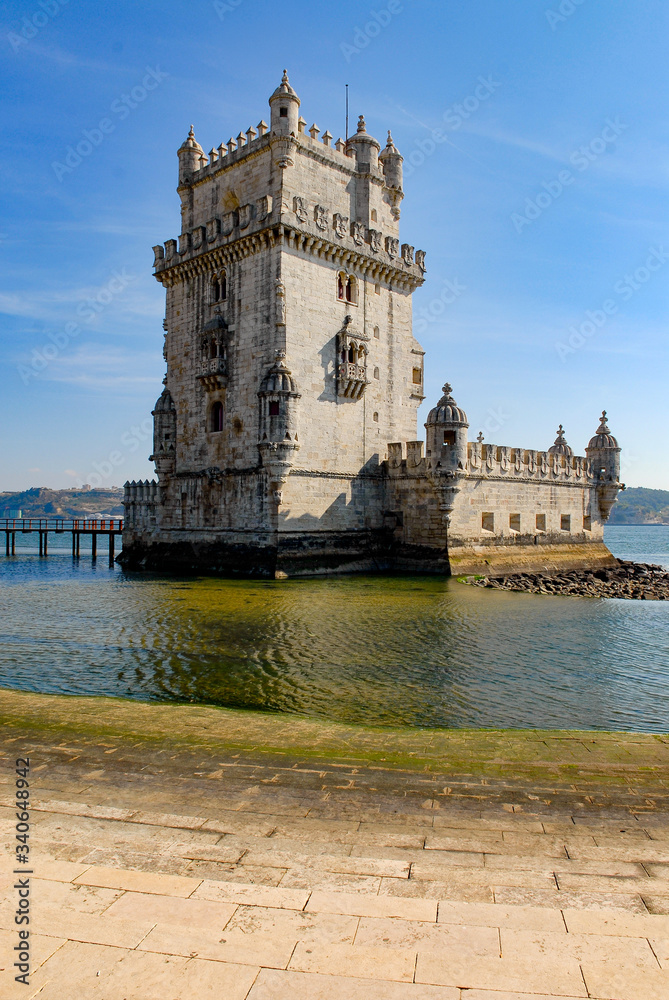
[608, 521, 669, 527]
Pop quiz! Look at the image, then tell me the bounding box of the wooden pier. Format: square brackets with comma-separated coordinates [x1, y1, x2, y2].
[1, 518, 123, 566]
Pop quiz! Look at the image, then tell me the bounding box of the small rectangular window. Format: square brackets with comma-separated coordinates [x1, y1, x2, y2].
[443, 430, 456, 445]
[583, 515, 591, 531]
[482, 512, 494, 532]
[561, 514, 571, 531]
[412, 368, 422, 384]
[279, 107, 288, 117]
[269, 401, 280, 416]
[536, 513, 546, 532]
[509, 513, 520, 533]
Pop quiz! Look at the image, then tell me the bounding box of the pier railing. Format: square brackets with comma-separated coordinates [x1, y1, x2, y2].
[1, 518, 123, 532]
[2, 518, 123, 563]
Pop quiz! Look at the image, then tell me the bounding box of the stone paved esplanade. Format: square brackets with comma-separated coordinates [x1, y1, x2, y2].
[2, 692, 668, 999]
[121, 71, 624, 577]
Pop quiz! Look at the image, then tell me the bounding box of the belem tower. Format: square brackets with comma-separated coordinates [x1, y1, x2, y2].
[121, 72, 624, 577]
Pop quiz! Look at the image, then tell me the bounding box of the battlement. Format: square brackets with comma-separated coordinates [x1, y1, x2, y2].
[124, 480, 159, 503]
[385, 440, 597, 484]
[180, 120, 355, 187]
[154, 72, 422, 282]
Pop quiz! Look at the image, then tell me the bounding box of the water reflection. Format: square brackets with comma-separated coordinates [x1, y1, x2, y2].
[1, 549, 667, 732]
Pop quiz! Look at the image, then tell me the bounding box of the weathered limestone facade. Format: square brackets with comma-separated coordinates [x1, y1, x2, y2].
[122, 73, 623, 577]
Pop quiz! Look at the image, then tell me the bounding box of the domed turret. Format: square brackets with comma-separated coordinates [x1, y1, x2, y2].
[548, 425, 573, 458]
[425, 383, 469, 473]
[587, 410, 619, 452]
[177, 125, 204, 185]
[379, 130, 403, 190]
[586, 411, 622, 522]
[258, 352, 301, 501]
[259, 351, 299, 396]
[150, 388, 176, 481]
[269, 70, 301, 137]
[346, 115, 380, 172]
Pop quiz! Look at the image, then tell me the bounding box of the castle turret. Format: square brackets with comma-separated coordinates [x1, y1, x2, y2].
[269, 69, 301, 137]
[379, 131, 404, 220]
[548, 425, 573, 458]
[425, 383, 469, 474]
[586, 411, 622, 521]
[347, 115, 381, 172]
[177, 125, 204, 185]
[379, 130, 403, 190]
[424, 383, 469, 527]
[258, 352, 301, 504]
[150, 387, 176, 482]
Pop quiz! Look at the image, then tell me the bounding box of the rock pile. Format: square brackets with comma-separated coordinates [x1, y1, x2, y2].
[464, 560, 669, 600]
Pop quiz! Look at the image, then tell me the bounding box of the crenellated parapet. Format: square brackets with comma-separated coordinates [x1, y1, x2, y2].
[123, 480, 160, 531]
[383, 396, 624, 532]
[124, 479, 160, 503]
[386, 439, 595, 484]
[152, 206, 425, 285]
[154, 71, 426, 289]
[467, 442, 593, 483]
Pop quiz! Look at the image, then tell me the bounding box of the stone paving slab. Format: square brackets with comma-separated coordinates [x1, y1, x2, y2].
[0, 689, 668, 999]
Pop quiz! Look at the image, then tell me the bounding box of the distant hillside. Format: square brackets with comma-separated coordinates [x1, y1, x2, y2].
[0, 487, 124, 519]
[609, 487, 669, 525]
[1, 484, 667, 525]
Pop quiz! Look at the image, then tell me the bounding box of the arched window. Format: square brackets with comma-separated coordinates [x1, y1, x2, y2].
[348, 345, 355, 363]
[337, 273, 358, 305]
[211, 272, 227, 303]
[210, 401, 224, 432]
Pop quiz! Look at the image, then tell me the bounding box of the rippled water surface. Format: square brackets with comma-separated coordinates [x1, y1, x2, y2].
[0, 525, 667, 731]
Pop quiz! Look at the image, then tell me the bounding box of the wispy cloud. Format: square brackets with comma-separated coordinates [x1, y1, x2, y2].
[0, 285, 162, 324]
[7, 40, 129, 76]
[43, 343, 162, 390]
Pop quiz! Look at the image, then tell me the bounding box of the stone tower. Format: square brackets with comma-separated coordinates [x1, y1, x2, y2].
[123, 72, 426, 575]
[123, 72, 623, 578]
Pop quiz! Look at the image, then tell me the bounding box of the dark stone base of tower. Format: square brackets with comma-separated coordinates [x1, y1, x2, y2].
[118, 529, 450, 579]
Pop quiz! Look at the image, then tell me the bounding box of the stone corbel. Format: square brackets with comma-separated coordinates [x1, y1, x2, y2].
[428, 470, 463, 527]
[271, 135, 297, 168]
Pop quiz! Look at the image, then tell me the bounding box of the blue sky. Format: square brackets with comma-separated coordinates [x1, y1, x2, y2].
[1, 0, 667, 491]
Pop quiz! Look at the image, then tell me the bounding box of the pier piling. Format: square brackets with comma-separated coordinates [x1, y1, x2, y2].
[1, 519, 122, 564]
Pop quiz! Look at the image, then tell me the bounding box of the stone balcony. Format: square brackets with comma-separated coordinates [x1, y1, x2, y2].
[337, 361, 368, 399]
[197, 357, 228, 391]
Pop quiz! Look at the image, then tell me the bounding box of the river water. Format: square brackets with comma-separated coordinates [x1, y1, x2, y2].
[0, 526, 667, 732]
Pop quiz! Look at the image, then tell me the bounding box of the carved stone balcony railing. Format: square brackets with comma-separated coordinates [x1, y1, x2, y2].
[197, 357, 228, 390]
[337, 362, 368, 399]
